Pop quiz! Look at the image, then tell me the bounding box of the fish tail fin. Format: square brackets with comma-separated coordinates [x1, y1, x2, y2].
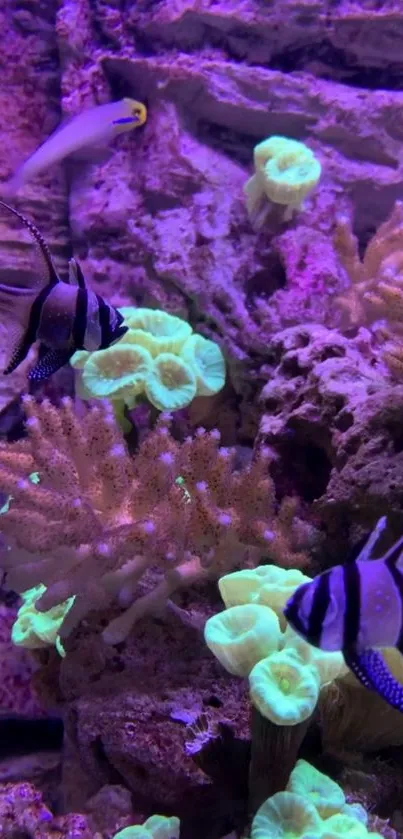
[0, 202, 61, 376]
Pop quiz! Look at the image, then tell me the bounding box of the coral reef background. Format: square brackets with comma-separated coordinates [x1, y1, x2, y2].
[1, 1, 403, 838]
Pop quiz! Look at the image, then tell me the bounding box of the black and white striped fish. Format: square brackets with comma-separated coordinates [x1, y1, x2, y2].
[0, 201, 128, 381]
[283, 516, 403, 712]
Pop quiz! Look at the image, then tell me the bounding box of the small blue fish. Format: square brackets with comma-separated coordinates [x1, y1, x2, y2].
[0, 201, 128, 381]
[284, 517, 403, 712]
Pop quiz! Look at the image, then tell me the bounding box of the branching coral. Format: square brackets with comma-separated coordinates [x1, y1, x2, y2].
[0, 397, 307, 645]
[335, 202, 403, 377]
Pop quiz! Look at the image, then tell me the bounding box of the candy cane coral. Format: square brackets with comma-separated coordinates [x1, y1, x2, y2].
[0, 397, 307, 646]
[244, 135, 321, 226]
[251, 760, 380, 839]
[204, 565, 347, 813]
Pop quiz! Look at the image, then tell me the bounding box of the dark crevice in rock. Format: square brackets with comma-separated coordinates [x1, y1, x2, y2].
[126, 17, 403, 91]
[244, 252, 287, 305]
[273, 438, 333, 503]
[269, 41, 403, 90]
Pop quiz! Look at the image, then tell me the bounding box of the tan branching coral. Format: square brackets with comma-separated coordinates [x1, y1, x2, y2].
[0, 397, 307, 645]
[335, 202, 403, 377]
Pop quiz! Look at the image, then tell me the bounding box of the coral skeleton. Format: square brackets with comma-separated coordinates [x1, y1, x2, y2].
[0, 397, 306, 645]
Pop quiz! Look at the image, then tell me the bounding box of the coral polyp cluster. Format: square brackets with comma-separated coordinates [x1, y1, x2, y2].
[0, 396, 306, 646]
[72, 307, 226, 418]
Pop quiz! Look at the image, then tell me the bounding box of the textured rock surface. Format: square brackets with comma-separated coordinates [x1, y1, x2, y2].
[55, 604, 249, 837]
[52, 0, 403, 412]
[0, 0, 70, 416]
[0, 602, 44, 716]
[1, 0, 403, 418]
[258, 324, 403, 556]
[124, 0, 403, 85]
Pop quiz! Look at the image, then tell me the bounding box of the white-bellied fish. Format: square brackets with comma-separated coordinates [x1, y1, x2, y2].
[3, 98, 147, 195]
[0, 201, 128, 381]
[283, 516, 403, 712]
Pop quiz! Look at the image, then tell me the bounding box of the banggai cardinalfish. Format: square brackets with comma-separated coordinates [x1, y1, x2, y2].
[0, 201, 128, 382]
[284, 516, 403, 712]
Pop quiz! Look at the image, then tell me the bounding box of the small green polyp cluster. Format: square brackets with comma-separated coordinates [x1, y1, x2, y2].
[112, 814, 180, 839]
[11, 584, 74, 657]
[251, 760, 380, 839]
[71, 307, 226, 422]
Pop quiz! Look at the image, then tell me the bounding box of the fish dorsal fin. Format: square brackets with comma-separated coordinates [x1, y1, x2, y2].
[0, 202, 61, 376]
[384, 535, 403, 569]
[0, 201, 59, 288]
[356, 516, 387, 562]
[68, 257, 86, 289]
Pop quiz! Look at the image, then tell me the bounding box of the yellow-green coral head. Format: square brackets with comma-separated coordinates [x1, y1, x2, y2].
[244, 135, 321, 224]
[204, 603, 282, 677]
[112, 815, 180, 839]
[180, 333, 225, 396]
[119, 307, 192, 357]
[321, 814, 368, 839]
[145, 352, 197, 411]
[257, 136, 321, 205]
[219, 565, 311, 630]
[82, 343, 152, 400]
[249, 649, 320, 724]
[12, 584, 75, 657]
[287, 759, 345, 819]
[251, 790, 322, 839]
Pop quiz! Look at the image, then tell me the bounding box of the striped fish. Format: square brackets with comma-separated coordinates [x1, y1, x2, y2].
[0, 201, 128, 381]
[283, 516, 403, 712]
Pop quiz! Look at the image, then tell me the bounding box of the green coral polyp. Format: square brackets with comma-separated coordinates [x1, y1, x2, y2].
[71, 306, 225, 418]
[112, 814, 180, 839]
[12, 584, 75, 657]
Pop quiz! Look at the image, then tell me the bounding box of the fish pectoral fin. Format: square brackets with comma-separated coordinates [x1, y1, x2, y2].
[344, 647, 403, 712]
[68, 258, 86, 289]
[28, 347, 74, 382]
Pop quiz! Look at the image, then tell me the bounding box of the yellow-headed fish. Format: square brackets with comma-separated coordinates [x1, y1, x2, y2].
[4, 98, 147, 195]
[0, 201, 128, 381]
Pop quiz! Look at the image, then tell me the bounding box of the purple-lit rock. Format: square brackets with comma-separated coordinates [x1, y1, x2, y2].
[1, 0, 403, 832]
[258, 323, 403, 557]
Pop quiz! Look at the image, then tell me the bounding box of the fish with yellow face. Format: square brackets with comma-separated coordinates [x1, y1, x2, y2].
[4, 98, 147, 195]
